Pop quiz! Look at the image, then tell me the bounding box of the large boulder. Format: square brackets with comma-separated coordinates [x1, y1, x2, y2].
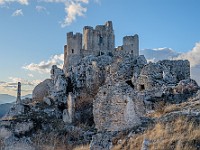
[32, 79, 53, 102]
[93, 82, 145, 132]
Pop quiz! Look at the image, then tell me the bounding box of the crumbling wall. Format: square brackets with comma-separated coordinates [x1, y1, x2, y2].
[83, 21, 115, 54]
[123, 34, 139, 56]
[158, 60, 190, 82]
[64, 32, 82, 70]
[134, 60, 191, 92]
[93, 83, 145, 132]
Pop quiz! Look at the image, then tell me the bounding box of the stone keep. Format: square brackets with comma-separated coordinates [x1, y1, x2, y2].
[64, 32, 82, 69]
[83, 21, 115, 53]
[63, 21, 139, 72]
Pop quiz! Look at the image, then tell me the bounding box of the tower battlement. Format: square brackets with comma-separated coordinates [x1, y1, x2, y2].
[64, 21, 139, 70]
[122, 34, 139, 56]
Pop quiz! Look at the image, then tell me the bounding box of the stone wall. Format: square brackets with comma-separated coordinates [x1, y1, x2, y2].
[158, 60, 190, 81]
[67, 32, 82, 55]
[122, 34, 139, 56]
[83, 21, 115, 53]
[93, 82, 145, 132]
[134, 60, 191, 92]
[63, 21, 140, 71]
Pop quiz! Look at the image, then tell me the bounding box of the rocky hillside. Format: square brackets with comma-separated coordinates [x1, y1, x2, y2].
[112, 91, 200, 150]
[0, 53, 199, 150]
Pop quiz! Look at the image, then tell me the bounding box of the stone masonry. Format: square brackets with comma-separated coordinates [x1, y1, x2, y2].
[63, 21, 139, 72]
[16, 82, 21, 104]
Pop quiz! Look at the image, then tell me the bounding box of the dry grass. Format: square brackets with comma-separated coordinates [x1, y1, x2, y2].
[113, 113, 200, 150]
[148, 100, 200, 118]
[73, 145, 89, 150]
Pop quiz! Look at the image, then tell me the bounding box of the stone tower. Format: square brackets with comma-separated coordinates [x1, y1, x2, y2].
[63, 21, 139, 73]
[66, 32, 82, 55]
[16, 82, 21, 103]
[83, 21, 115, 54]
[123, 34, 139, 56]
[64, 32, 82, 70]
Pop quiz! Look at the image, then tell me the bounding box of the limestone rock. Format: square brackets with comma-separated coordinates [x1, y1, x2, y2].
[32, 79, 53, 102]
[43, 97, 52, 106]
[93, 82, 145, 132]
[14, 122, 34, 136]
[0, 127, 12, 139]
[63, 92, 75, 123]
[4, 137, 35, 150]
[106, 55, 147, 84]
[2, 104, 24, 120]
[141, 138, 150, 150]
[90, 133, 113, 150]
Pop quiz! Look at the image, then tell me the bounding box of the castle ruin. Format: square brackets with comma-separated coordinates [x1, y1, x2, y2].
[63, 21, 139, 71]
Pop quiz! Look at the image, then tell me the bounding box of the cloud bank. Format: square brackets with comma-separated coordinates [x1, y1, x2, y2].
[0, 0, 29, 5]
[23, 54, 64, 73]
[175, 42, 200, 67]
[41, 0, 89, 27]
[0, 77, 41, 90]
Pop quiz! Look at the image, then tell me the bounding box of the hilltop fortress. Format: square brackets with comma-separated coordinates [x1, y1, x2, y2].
[1, 21, 199, 150]
[63, 21, 139, 70]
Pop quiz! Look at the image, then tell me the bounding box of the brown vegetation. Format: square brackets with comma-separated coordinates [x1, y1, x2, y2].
[112, 101, 200, 150]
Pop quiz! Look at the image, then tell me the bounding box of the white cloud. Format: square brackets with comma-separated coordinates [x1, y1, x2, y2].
[61, 1, 88, 27]
[8, 77, 41, 86]
[0, 77, 41, 90]
[175, 42, 200, 67]
[0, 0, 29, 5]
[28, 74, 34, 77]
[12, 9, 23, 16]
[41, 0, 89, 27]
[36, 5, 46, 11]
[0, 77, 41, 96]
[35, 5, 49, 14]
[23, 54, 64, 73]
[1, 0, 100, 26]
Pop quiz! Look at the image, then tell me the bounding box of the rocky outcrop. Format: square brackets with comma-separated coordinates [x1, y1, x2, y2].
[90, 132, 113, 150]
[1, 48, 199, 150]
[32, 79, 53, 102]
[5, 21, 195, 150]
[94, 82, 145, 132]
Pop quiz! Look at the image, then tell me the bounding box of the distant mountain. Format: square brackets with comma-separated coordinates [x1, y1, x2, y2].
[0, 103, 13, 118]
[0, 94, 32, 104]
[0, 94, 32, 118]
[140, 48, 180, 62]
[0, 94, 16, 104]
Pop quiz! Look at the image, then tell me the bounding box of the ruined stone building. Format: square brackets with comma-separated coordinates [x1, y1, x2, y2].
[63, 21, 139, 71]
[1, 21, 199, 150]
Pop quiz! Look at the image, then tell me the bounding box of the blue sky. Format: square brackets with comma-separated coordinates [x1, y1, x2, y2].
[0, 0, 200, 96]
